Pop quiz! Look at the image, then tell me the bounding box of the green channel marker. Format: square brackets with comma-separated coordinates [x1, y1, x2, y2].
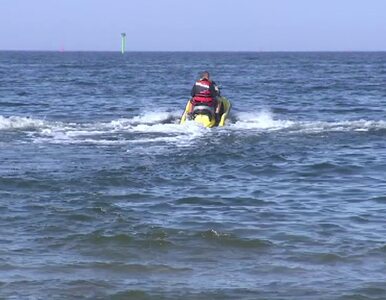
[121, 33, 126, 54]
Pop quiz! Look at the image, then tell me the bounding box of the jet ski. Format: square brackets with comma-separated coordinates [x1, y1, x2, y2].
[180, 97, 231, 128]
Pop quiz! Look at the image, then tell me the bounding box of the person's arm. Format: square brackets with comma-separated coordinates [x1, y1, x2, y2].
[209, 83, 218, 98]
[191, 84, 196, 97]
[215, 101, 221, 114]
[210, 83, 220, 116]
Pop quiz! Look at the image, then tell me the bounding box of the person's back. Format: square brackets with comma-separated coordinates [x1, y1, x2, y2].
[189, 71, 221, 121]
[191, 71, 218, 106]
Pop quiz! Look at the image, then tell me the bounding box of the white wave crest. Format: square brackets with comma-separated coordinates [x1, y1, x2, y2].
[232, 110, 295, 130]
[231, 110, 386, 133]
[0, 115, 46, 130]
[108, 111, 178, 130]
[3, 111, 386, 147]
[21, 111, 205, 147]
[296, 119, 386, 133]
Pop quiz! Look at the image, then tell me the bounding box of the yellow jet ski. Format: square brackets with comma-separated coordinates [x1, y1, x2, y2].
[180, 97, 231, 128]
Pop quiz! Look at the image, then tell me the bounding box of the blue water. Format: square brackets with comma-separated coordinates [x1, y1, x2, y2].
[1, 51, 386, 299]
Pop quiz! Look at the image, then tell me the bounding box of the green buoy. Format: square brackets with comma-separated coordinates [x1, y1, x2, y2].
[121, 33, 126, 54]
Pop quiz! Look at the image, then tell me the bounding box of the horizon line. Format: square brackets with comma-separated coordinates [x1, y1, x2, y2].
[1, 49, 386, 53]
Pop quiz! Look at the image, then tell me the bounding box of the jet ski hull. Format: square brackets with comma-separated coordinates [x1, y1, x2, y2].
[180, 97, 231, 128]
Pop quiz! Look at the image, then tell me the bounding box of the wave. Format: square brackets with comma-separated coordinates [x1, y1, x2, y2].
[1, 110, 386, 146]
[232, 110, 386, 133]
[0, 115, 46, 130]
[199, 229, 273, 249]
[232, 110, 295, 130]
[0, 111, 206, 147]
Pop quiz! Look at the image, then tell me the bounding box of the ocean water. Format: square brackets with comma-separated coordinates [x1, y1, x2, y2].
[1, 51, 386, 299]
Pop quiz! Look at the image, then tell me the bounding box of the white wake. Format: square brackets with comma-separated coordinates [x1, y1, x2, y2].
[1, 110, 385, 147]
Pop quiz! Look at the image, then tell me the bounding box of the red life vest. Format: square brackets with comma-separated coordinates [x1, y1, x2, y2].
[192, 79, 215, 106]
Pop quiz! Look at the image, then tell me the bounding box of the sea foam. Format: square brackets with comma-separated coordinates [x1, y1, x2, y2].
[0, 115, 46, 130]
[2, 111, 386, 146]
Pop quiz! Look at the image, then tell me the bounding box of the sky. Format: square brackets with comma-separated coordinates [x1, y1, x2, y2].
[0, 0, 385, 51]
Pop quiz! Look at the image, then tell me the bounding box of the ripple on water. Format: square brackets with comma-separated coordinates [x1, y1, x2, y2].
[199, 229, 273, 249]
[370, 196, 386, 204]
[2, 52, 386, 300]
[175, 196, 276, 207]
[339, 284, 386, 300]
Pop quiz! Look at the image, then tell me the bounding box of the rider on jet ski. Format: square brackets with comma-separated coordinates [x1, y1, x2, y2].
[190, 71, 221, 122]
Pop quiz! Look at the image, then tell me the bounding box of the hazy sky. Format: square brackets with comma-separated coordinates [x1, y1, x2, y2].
[1, 0, 385, 51]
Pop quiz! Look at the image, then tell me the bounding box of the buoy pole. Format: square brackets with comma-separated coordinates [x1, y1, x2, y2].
[121, 33, 126, 54]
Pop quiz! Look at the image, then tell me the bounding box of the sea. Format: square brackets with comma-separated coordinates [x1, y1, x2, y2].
[1, 51, 386, 300]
